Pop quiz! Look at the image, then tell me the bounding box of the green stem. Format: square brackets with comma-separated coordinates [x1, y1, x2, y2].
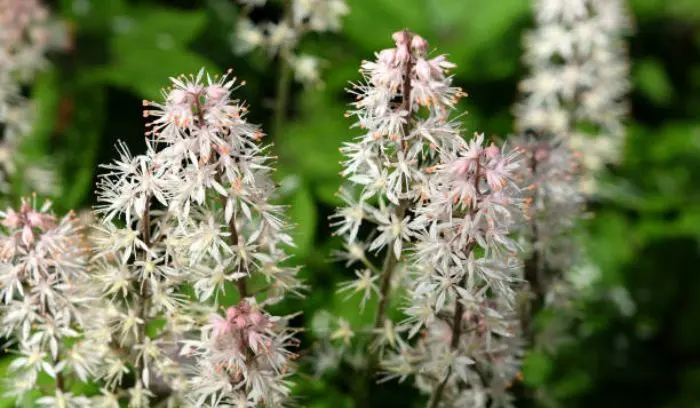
[366, 200, 409, 377]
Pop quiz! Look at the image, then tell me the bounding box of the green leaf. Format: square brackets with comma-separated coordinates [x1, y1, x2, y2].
[56, 84, 106, 211]
[275, 92, 345, 189]
[522, 350, 553, 386]
[100, 6, 220, 100]
[112, 7, 208, 47]
[59, 0, 128, 28]
[102, 48, 220, 100]
[634, 59, 674, 106]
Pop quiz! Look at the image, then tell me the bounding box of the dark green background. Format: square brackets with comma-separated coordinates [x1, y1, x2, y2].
[2, 0, 700, 406]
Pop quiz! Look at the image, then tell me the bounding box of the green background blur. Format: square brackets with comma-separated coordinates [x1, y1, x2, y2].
[3, 0, 700, 406]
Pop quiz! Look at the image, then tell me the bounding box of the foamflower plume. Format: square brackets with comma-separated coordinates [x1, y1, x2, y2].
[325, 28, 478, 388]
[0, 196, 102, 407]
[384, 134, 526, 408]
[88, 68, 303, 406]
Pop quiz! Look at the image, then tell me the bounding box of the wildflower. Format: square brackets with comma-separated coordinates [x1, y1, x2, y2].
[398, 136, 526, 406]
[513, 0, 633, 351]
[184, 300, 297, 407]
[0, 196, 102, 402]
[230, 0, 349, 87]
[0, 0, 66, 196]
[331, 30, 466, 370]
[515, 0, 632, 194]
[141, 68, 303, 405]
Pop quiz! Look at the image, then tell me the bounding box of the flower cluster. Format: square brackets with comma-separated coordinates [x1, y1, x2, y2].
[0, 0, 66, 195]
[515, 0, 632, 193]
[144, 68, 303, 307]
[327, 30, 467, 372]
[91, 141, 190, 406]
[231, 0, 349, 87]
[147, 68, 302, 405]
[512, 0, 633, 374]
[380, 134, 526, 407]
[182, 299, 298, 406]
[88, 68, 302, 406]
[0, 196, 102, 407]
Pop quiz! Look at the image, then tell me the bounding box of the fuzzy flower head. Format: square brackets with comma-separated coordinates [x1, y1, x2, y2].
[185, 300, 298, 407]
[0, 196, 83, 307]
[515, 0, 632, 193]
[231, 0, 348, 88]
[143, 68, 300, 300]
[393, 134, 526, 406]
[139, 68, 303, 405]
[0, 196, 103, 401]
[337, 30, 466, 212]
[0, 0, 67, 195]
[326, 32, 467, 372]
[0, 0, 66, 77]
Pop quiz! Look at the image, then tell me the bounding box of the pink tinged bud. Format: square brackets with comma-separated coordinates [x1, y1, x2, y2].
[232, 316, 247, 329]
[450, 157, 472, 177]
[485, 144, 501, 159]
[377, 48, 396, 65]
[26, 211, 42, 227]
[414, 58, 432, 82]
[411, 35, 428, 54]
[21, 225, 34, 246]
[206, 85, 228, 103]
[248, 311, 266, 327]
[226, 306, 239, 321]
[391, 30, 410, 45]
[395, 44, 411, 66]
[167, 89, 188, 105]
[2, 210, 21, 229]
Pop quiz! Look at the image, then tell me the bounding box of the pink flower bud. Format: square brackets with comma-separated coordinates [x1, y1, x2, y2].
[226, 306, 239, 321]
[232, 315, 247, 329]
[391, 30, 409, 45]
[411, 34, 428, 54]
[395, 43, 411, 66]
[168, 89, 188, 105]
[450, 157, 472, 177]
[485, 144, 501, 159]
[377, 48, 396, 65]
[206, 85, 228, 103]
[249, 311, 266, 327]
[26, 211, 42, 227]
[2, 209, 21, 229]
[21, 224, 34, 246]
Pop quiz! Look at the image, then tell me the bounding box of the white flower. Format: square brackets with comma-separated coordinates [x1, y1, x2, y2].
[0, 196, 103, 402]
[337, 268, 380, 311]
[0, 0, 66, 194]
[290, 54, 322, 86]
[140, 68, 303, 405]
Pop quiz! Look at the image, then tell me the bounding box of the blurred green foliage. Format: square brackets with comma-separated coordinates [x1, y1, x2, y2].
[3, 0, 700, 406]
